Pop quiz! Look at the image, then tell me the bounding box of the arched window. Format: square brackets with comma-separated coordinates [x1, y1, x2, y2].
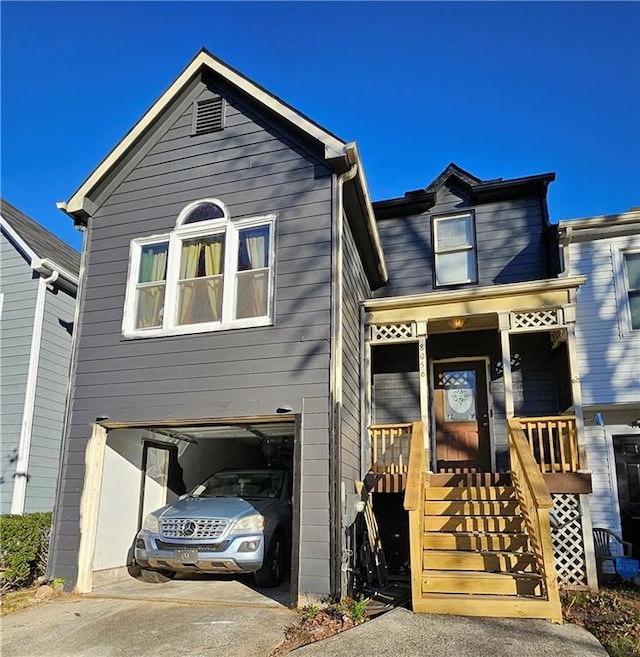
[123, 199, 275, 337]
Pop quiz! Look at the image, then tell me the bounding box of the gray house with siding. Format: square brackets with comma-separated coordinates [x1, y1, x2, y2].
[50, 49, 385, 602]
[50, 50, 597, 616]
[0, 199, 79, 515]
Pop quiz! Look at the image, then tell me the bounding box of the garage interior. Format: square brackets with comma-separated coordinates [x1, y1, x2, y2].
[91, 419, 298, 606]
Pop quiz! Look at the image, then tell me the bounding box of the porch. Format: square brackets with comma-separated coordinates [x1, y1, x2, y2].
[359, 277, 596, 620]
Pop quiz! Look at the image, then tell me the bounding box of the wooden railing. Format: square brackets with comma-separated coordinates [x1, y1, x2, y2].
[403, 421, 426, 611]
[516, 416, 580, 473]
[507, 418, 562, 622]
[370, 424, 412, 474]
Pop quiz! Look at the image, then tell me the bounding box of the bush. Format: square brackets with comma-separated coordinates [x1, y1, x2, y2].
[0, 512, 52, 592]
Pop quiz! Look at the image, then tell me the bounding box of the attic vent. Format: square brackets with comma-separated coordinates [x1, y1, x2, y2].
[193, 97, 225, 135]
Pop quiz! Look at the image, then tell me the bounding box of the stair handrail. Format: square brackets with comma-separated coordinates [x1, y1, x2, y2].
[403, 421, 426, 610]
[507, 417, 562, 622]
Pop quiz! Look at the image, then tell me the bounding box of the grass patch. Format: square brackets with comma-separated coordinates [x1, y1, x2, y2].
[562, 584, 640, 657]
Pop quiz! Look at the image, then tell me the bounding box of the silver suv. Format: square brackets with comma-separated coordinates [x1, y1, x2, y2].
[134, 469, 291, 587]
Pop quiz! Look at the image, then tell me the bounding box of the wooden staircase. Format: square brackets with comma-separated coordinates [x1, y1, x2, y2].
[415, 472, 555, 618]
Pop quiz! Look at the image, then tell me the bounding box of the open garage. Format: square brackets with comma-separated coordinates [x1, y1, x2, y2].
[89, 418, 299, 606]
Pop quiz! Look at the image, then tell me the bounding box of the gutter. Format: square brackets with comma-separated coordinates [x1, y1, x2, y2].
[10, 269, 59, 514]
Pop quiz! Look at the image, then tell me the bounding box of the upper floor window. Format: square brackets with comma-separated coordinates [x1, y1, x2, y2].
[123, 199, 276, 338]
[624, 252, 640, 330]
[433, 212, 477, 286]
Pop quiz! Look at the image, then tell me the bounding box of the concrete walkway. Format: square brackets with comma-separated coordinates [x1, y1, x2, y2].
[294, 607, 607, 657]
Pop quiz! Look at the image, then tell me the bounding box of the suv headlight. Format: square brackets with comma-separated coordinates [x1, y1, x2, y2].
[142, 513, 159, 533]
[229, 513, 264, 535]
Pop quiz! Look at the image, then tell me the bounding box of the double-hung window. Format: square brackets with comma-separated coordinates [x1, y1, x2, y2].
[624, 251, 640, 330]
[123, 199, 275, 338]
[433, 212, 478, 286]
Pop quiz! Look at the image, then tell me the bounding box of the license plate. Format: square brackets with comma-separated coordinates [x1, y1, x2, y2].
[175, 548, 198, 564]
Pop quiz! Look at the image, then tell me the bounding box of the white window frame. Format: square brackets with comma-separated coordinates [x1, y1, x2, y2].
[433, 211, 478, 287]
[615, 247, 640, 336]
[122, 199, 276, 338]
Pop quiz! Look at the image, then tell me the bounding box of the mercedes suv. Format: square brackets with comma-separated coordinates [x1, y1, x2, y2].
[134, 469, 291, 587]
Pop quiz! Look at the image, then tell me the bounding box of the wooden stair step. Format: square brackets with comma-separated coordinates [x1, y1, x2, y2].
[425, 500, 520, 516]
[412, 593, 562, 621]
[422, 570, 543, 596]
[426, 486, 516, 501]
[423, 549, 537, 572]
[429, 473, 512, 487]
[424, 515, 524, 533]
[423, 531, 530, 552]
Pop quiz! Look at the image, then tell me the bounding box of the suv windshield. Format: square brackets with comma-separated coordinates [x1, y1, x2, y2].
[191, 470, 284, 500]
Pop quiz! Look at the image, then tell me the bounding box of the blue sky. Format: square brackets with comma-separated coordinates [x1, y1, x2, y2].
[2, 2, 638, 250]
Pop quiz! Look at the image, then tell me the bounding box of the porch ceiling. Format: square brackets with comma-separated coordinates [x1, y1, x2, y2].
[364, 276, 585, 325]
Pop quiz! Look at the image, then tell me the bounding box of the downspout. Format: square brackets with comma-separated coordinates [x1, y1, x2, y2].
[330, 163, 358, 597]
[10, 268, 59, 514]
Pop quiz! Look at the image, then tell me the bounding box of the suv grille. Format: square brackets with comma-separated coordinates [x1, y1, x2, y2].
[160, 518, 230, 540]
[155, 539, 230, 552]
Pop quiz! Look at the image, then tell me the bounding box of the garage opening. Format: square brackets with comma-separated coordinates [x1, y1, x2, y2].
[91, 419, 298, 606]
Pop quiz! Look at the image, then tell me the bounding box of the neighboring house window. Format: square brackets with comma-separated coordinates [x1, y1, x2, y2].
[123, 199, 275, 338]
[624, 252, 640, 330]
[433, 212, 477, 286]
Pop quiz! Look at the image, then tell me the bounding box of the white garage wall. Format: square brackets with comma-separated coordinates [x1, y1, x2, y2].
[93, 429, 145, 572]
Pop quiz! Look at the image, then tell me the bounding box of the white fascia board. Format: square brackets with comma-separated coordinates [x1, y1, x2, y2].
[558, 209, 640, 240]
[344, 143, 388, 284]
[363, 275, 587, 312]
[0, 216, 78, 290]
[66, 50, 347, 215]
[0, 214, 42, 268]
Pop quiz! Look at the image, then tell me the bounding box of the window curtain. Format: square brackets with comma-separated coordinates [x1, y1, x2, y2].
[136, 245, 167, 328]
[204, 239, 224, 320]
[243, 229, 268, 317]
[178, 237, 224, 324]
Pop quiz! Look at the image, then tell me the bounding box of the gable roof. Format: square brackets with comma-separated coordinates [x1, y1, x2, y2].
[58, 48, 386, 287]
[1, 198, 80, 284]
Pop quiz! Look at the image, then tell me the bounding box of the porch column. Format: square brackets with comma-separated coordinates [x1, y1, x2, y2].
[498, 313, 514, 418]
[416, 321, 431, 466]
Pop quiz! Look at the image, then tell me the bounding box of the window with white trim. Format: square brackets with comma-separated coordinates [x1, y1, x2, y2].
[433, 212, 477, 286]
[123, 199, 275, 338]
[624, 251, 640, 330]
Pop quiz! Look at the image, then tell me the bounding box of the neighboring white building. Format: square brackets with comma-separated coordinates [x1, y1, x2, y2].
[559, 208, 640, 555]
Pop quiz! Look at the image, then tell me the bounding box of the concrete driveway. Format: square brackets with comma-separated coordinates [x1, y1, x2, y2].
[1, 595, 294, 657]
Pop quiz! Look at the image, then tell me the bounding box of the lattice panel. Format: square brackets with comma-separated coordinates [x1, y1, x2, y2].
[511, 309, 563, 332]
[370, 323, 416, 343]
[551, 493, 588, 588]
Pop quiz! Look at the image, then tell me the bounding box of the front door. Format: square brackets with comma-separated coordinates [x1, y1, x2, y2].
[613, 434, 640, 557]
[433, 360, 491, 472]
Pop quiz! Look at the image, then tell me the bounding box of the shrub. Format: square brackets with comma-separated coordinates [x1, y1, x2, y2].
[0, 512, 52, 592]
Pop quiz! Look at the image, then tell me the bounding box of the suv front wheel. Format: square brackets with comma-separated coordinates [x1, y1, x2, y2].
[254, 531, 286, 588]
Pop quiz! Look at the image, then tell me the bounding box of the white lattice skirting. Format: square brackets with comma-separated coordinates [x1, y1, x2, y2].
[551, 493, 588, 588]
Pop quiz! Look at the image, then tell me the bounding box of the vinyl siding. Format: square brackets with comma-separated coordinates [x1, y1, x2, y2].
[341, 217, 371, 485]
[376, 184, 551, 299]
[569, 235, 640, 405]
[51, 73, 334, 596]
[0, 235, 38, 513]
[24, 285, 75, 512]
